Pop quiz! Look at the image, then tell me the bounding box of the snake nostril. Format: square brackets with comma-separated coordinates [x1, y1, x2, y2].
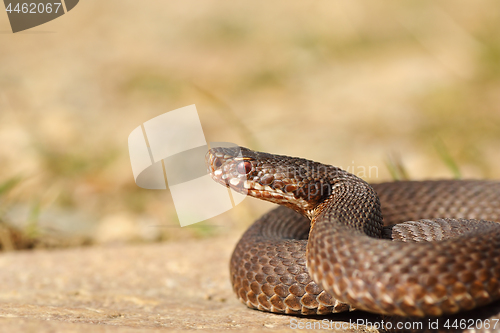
[237, 161, 252, 174]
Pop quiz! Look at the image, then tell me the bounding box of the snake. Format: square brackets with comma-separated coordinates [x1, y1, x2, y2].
[205, 146, 500, 319]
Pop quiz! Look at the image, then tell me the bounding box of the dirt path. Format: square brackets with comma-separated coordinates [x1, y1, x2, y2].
[0, 235, 381, 332]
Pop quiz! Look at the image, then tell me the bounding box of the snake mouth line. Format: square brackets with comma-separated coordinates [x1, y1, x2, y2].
[210, 169, 298, 201]
[209, 169, 319, 218]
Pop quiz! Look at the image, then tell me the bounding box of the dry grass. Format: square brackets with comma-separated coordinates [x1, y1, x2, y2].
[1, 1, 499, 249]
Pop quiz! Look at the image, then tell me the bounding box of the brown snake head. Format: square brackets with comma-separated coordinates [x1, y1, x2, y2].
[206, 146, 361, 218]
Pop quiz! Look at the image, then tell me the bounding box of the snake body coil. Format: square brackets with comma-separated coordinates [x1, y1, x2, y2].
[206, 147, 500, 318]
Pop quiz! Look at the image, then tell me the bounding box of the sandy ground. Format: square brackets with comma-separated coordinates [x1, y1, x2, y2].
[0, 233, 385, 332]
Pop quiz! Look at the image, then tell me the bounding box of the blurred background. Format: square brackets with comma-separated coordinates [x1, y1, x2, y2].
[1, 0, 499, 250]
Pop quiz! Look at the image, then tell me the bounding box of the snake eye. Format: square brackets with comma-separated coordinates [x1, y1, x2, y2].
[214, 158, 222, 169]
[237, 161, 252, 174]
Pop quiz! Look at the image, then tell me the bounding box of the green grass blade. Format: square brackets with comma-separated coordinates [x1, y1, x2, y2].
[0, 176, 23, 196]
[434, 139, 462, 179]
[385, 152, 410, 181]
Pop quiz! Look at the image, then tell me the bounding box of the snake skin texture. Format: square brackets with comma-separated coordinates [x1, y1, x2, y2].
[205, 146, 500, 320]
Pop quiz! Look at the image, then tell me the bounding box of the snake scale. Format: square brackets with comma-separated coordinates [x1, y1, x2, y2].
[206, 146, 500, 320]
